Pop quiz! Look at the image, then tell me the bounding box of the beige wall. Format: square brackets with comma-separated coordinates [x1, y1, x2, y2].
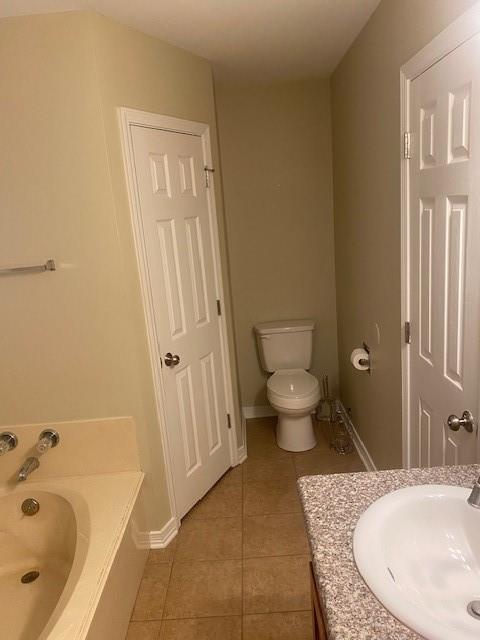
[0, 10, 241, 530]
[331, 0, 476, 469]
[216, 80, 338, 407]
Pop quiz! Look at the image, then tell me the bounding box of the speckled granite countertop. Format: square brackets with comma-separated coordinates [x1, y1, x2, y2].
[298, 464, 480, 640]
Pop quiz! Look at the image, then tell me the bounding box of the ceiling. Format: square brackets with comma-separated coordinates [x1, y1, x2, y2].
[0, 0, 381, 82]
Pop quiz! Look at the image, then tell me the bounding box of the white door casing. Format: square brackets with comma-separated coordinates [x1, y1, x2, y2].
[120, 110, 238, 524]
[402, 20, 480, 468]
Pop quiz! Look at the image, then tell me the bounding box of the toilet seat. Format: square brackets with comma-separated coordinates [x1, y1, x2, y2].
[267, 368, 319, 398]
[267, 369, 320, 409]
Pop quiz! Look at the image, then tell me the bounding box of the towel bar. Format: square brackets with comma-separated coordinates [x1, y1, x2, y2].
[0, 259, 56, 276]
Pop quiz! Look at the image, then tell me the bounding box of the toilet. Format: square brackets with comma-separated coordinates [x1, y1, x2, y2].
[254, 319, 320, 452]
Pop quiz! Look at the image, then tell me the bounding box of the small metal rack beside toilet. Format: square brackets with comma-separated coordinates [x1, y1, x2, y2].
[316, 375, 354, 455]
[329, 408, 354, 455]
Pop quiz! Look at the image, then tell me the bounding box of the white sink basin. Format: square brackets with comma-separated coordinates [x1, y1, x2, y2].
[353, 484, 480, 640]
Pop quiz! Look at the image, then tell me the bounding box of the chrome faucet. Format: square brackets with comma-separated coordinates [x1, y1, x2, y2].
[18, 457, 40, 482]
[0, 432, 18, 455]
[467, 476, 480, 508]
[17, 429, 60, 482]
[36, 429, 60, 453]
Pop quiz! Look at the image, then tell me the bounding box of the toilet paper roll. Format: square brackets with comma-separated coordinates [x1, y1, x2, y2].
[351, 348, 370, 371]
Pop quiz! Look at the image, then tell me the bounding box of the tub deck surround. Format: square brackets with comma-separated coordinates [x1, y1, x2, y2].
[298, 464, 480, 640]
[0, 417, 140, 482]
[0, 471, 146, 640]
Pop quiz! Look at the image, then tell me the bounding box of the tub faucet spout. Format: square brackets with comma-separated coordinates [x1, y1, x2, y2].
[18, 457, 40, 482]
[467, 475, 480, 508]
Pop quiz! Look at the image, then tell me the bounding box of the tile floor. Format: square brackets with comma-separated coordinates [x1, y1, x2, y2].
[127, 417, 365, 640]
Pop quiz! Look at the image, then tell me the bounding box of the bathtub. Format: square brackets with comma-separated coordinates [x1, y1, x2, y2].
[0, 471, 146, 640]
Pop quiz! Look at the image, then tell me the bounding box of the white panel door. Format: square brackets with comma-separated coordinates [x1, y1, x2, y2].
[409, 33, 480, 467]
[131, 125, 230, 517]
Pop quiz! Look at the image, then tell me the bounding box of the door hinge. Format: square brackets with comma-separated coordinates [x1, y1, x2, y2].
[204, 166, 215, 188]
[403, 132, 411, 160]
[216, 299, 222, 316]
[405, 321, 411, 344]
[227, 413, 232, 429]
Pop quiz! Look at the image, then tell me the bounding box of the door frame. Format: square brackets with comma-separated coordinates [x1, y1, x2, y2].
[118, 107, 240, 533]
[400, 3, 480, 468]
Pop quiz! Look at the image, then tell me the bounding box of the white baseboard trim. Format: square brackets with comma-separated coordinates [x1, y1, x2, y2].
[236, 443, 248, 464]
[242, 405, 276, 419]
[136, 517, 179, 549]
[337, 401, 377, 472]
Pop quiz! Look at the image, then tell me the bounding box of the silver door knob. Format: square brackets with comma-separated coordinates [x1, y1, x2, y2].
[164, 352, 180, 367]
[447, 410, 475, 433]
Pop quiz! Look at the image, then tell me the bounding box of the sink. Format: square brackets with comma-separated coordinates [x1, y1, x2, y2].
[353, 484, 480, 640]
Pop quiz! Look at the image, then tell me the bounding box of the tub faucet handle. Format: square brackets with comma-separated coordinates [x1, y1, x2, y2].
[0, 432, 18, 455]
[36, 429, 60, 454]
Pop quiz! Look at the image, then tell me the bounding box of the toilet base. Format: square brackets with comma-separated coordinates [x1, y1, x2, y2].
[275, 413, 317, 452]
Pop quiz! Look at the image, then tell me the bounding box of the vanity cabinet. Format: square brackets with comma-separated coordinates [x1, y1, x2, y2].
[310, 562, 328, 639]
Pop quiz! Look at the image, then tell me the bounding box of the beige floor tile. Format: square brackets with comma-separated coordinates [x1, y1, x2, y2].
[247, 437, 292, 461]
[244, 513, 309, 558]
[312, 421, 334, 450]
[187, 472, 242, 520]
[246, 417, 277, 440]
[243, 477, 301, 516]
[242, 457, 296, 484]
[164, 560, 242, 619]
[131, 563, 171, 621]
[293, 449, 365, 477]
[159, 616, 241, 639]
[243, 555, 310, 614]
[246, 418, 293, 461]
[129, 416, 349, 632]
[147, 539, 177, 566]
[175, 516, 242, 561]
[247, 441, 292, 461]
[126, 620, 162, 640]
[226, 464, 243, 484]
[243, 611, 312, 640]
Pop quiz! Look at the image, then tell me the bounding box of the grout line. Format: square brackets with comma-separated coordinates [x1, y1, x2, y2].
[160, 535, 178, 621]
[168, 557, 243, 565]
[151, 550, 309, 565]
[131, 608, 313, 625]
[243, 552, 310, 561]
[163, 608, 311, 621]
[183, 513, 242, 522]
[241, 462, 244, 639]
[244, 510, 302, 518]
[139, 613, 244, 623]
[243, 607, 313, 617]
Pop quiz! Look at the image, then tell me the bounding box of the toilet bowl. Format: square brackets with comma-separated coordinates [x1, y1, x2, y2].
[254, 318, 320, 452]
[267, 369, 320, 451]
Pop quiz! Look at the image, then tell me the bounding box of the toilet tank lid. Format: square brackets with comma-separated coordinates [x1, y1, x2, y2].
[254, 319, 315, 335]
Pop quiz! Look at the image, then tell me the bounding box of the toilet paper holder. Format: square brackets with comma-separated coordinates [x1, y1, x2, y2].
[350, 343, 371, 373]
[360, 342, 371, 374]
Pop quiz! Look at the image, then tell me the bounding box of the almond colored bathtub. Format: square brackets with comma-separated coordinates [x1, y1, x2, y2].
[0, 472, 146, 640]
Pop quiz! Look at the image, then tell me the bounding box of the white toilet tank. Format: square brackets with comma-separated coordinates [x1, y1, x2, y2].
[254, 319, 315, 372]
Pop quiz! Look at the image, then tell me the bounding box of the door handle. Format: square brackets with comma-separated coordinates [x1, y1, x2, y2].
[447, 410, 475, 433]
[164, 352, 180, 367]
